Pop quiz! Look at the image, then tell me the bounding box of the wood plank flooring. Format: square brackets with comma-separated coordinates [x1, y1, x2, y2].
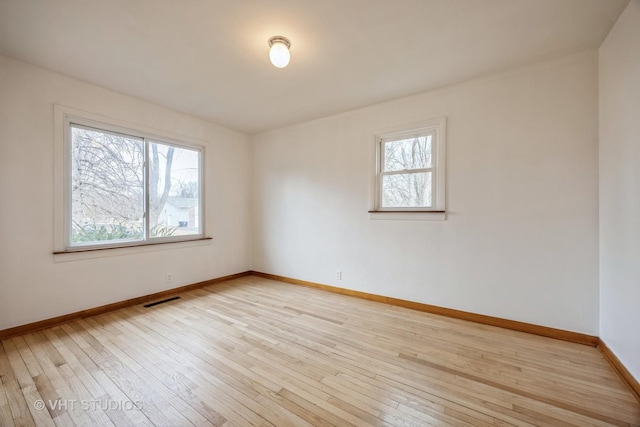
[1, 276, 639, 426]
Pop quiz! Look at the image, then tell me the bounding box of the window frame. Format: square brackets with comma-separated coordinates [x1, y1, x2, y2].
[370, 117, 446, 218]
[60, 111, 205, 252]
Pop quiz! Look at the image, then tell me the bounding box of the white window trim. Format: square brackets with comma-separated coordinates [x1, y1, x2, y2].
[53, 105, 207, 253]
[369, 117, 447, 220]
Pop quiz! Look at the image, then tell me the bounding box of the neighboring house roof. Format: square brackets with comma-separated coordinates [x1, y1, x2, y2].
[166, 197, 198, 209]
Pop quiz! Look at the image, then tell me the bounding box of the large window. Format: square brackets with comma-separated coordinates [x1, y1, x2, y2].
[65, 118, 203, 249]
[372, 118, 446, 215]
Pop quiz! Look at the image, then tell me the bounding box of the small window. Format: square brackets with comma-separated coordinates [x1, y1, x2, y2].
[65, 118, 203, 250]
[372, 118, 446, 214]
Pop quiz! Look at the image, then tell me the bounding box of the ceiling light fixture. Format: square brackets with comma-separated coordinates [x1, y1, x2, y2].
[268, 36, 291, 68]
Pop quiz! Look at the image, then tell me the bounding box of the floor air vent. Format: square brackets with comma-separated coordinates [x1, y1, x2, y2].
[143, 296, 180, 308]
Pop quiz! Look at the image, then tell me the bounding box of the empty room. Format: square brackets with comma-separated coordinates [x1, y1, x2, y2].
[1, 0, 639, 426]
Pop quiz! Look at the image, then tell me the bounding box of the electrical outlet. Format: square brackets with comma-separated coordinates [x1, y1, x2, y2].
[336, 271, 342, 280]
[166, 273, 173, 283]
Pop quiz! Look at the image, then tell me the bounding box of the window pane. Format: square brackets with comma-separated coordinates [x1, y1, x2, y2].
[71, 126, 144, 244]
[383, 135, 432, 172]
[382, 172, 432, 208]
[150, 142, 201, 238]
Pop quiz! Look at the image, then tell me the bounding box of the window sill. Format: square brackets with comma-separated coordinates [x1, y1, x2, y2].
[53, 237, 213, 262]
[368, 211, 446, 221]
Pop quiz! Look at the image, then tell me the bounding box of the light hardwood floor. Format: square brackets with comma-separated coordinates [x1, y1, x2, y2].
[1, 276, 639, 426]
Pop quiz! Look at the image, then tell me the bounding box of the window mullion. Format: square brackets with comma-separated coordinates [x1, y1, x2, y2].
[144, 138, 150, 242]
[381, 167, 433, 177]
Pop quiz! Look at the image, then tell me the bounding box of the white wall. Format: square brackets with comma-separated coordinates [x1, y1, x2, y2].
[0, 47, 607, 339]
[0, 55, 252, 330]
[252, 52, 600, 334]
[599, 0, 640, 381]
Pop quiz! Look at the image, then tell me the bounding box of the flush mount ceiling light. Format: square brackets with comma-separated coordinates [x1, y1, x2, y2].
[268, 36, 291, 68]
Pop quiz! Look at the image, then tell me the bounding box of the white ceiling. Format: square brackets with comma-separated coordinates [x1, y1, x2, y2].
[0, 0, 628, 134]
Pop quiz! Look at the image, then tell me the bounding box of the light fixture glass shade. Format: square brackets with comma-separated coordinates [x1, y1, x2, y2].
[269, 37, 290, 68]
